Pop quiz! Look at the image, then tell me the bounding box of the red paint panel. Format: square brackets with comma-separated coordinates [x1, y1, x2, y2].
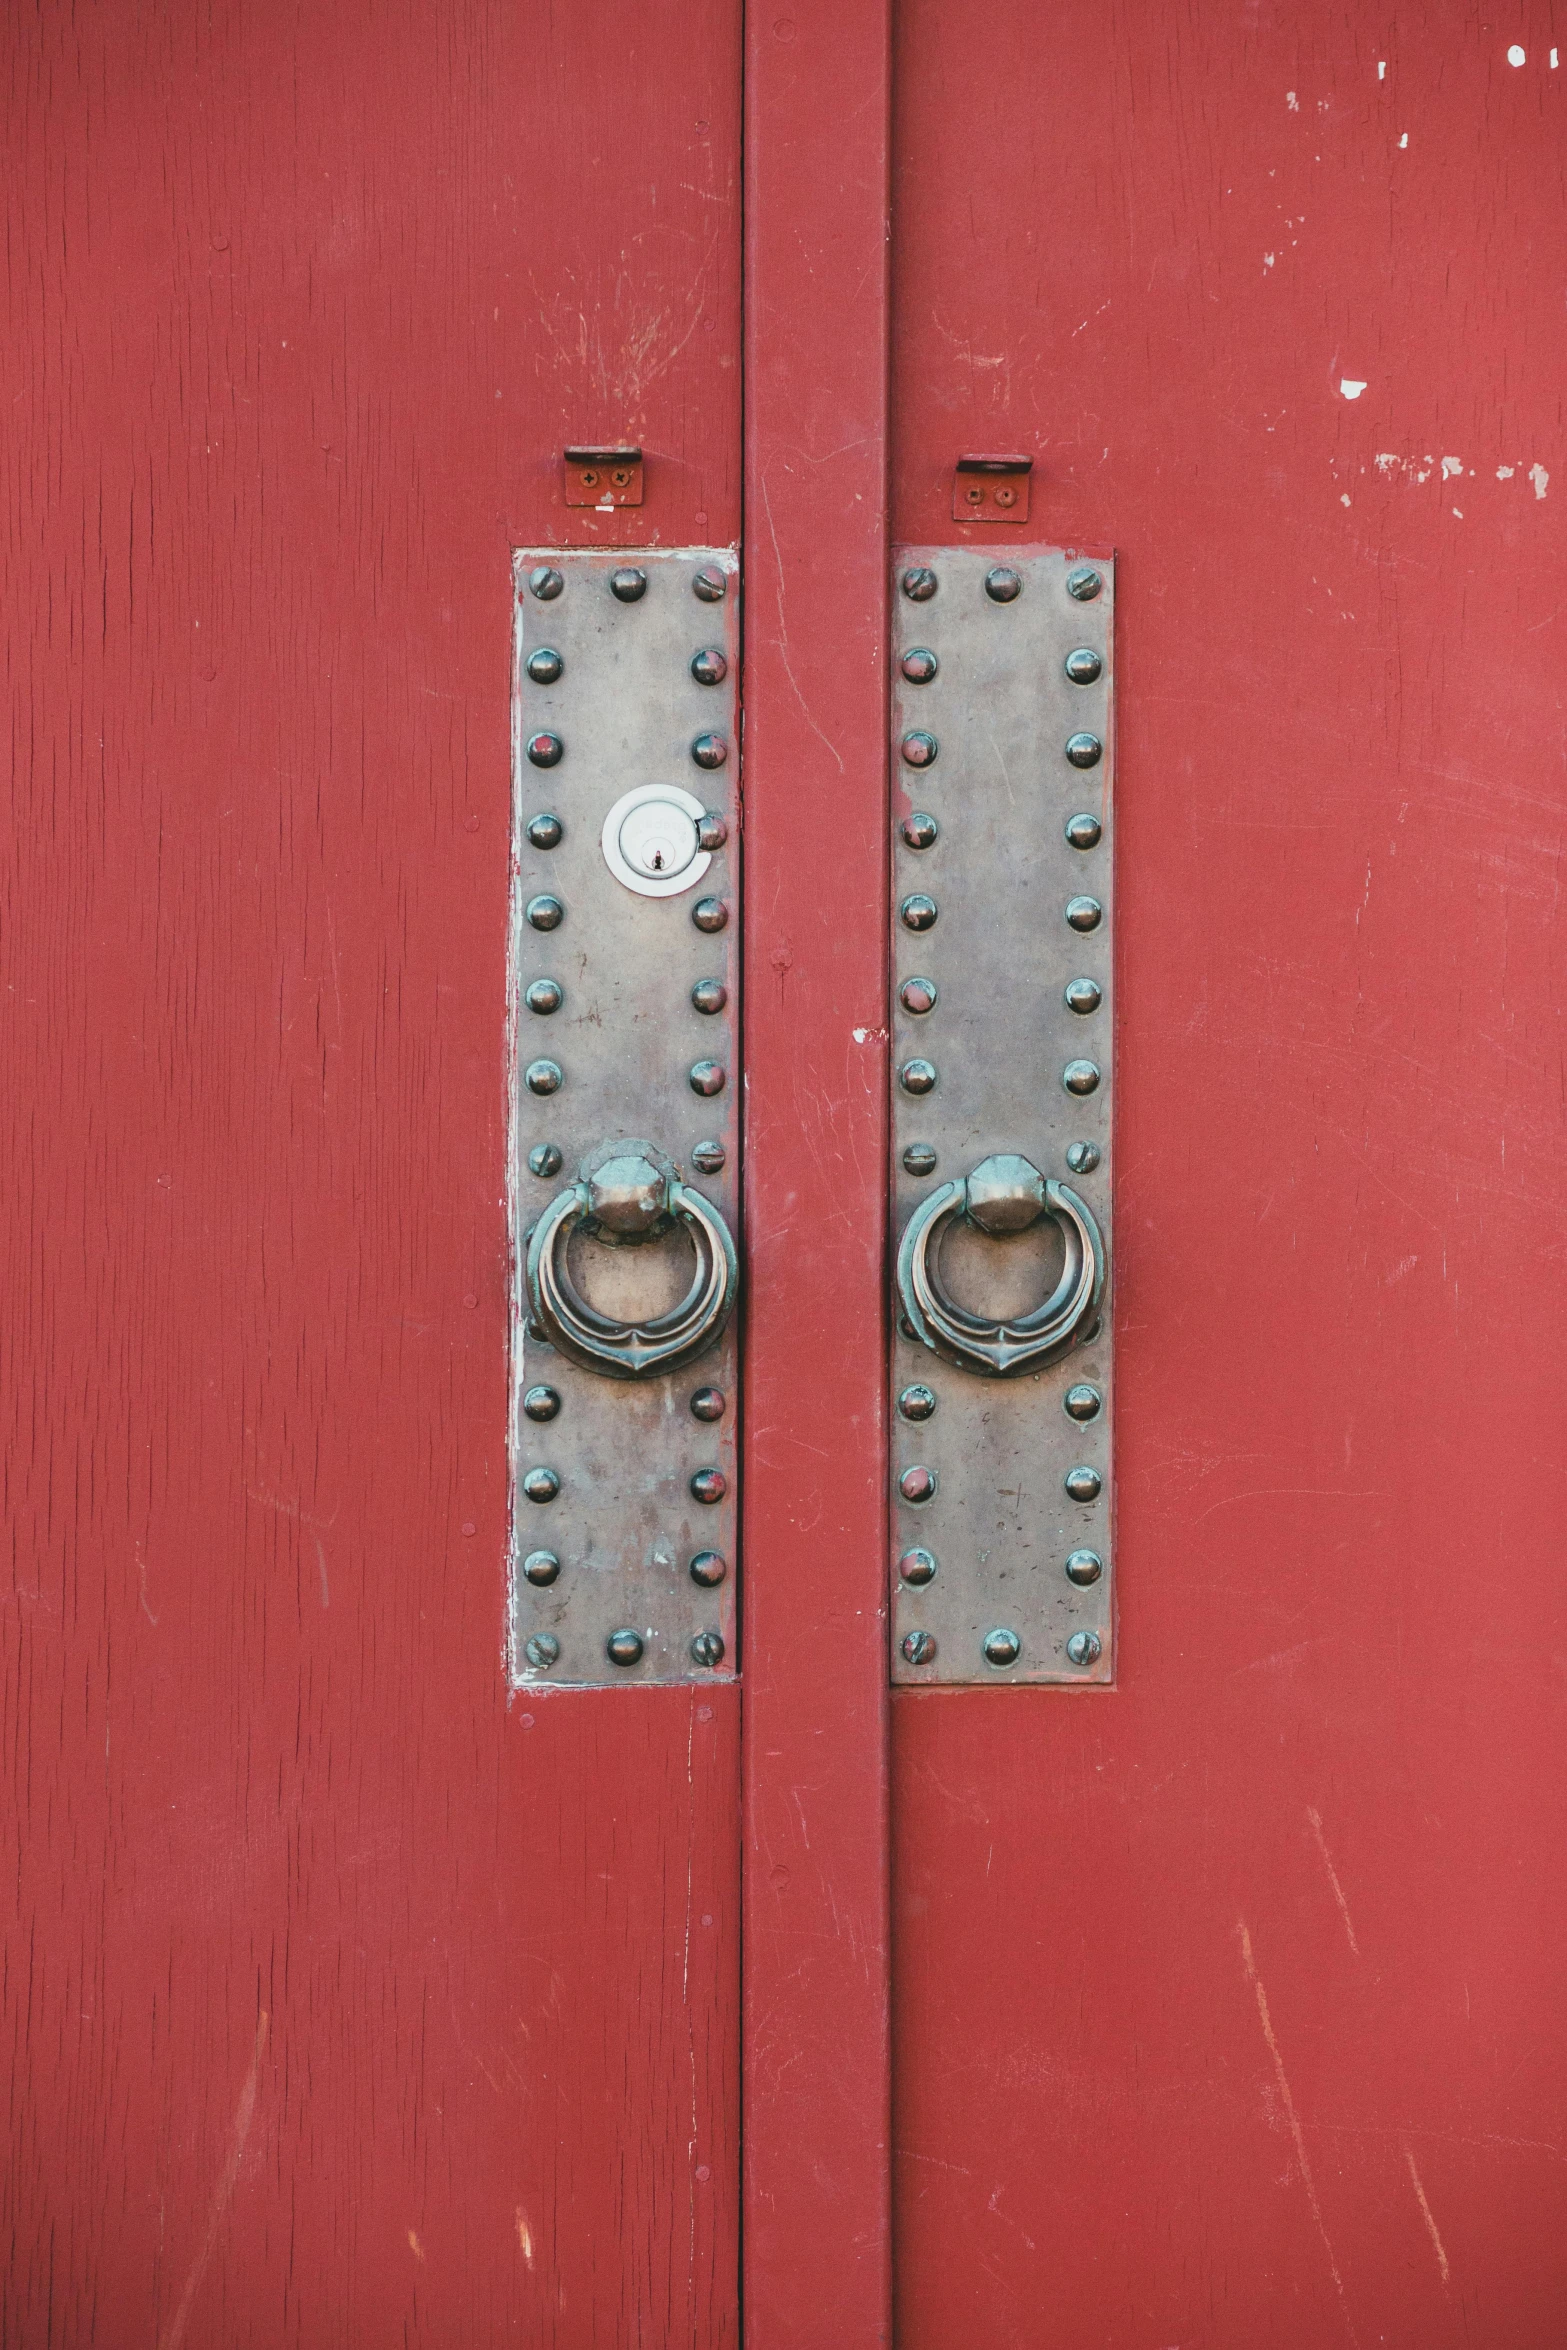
[2, 3, 741, 2341]
[741, 5, 893, 2343]
[891, 3, 1567, 2343]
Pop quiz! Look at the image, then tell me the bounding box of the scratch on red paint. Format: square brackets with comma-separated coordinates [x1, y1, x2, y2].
[1238, 1924, 1358, 2346]
[157, 2010, 269, 2350]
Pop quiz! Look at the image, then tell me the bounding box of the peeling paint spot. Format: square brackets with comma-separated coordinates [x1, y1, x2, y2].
[1507, 42, 1526, 65]
[516, 2208, 534, 2264]
[408, 2231, 426, 2262]
[1399, 131, 1409, 147]
[1377, 58, 1387, 78]
[1530, 463, 1549, 499]
[1340, 494, 1351, 507]
[1263, 252, 1276, 270]
[852, 1024, 889, 1045]
[1339, 379, 1367, 400]
[1497, 465, 1515, 480]
[1440, 456, 1463, 479]
[1451, 508, 1463, 519]
[1286, 89, 1299, 109]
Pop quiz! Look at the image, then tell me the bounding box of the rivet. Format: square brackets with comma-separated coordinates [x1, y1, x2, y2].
[523, 1385, 561, 1422]
[1066, 565, 1103, 602]
[527, 730, 564, 768]
[526, 893, 565, 931]
[692, 896, 729, 933]
[691, 647, 728, 685]
[691, 1466, 726, 1504]
[526, 647, 564, 683]
[898, 1546, 937, 1585]
[1065, 731, 1103, 769]
[696, 811, 728, 850]
[899, 976, 938, 1015]
[526, 978, 564, 1015]
[898, 1313, 919, 1339]
[983, 1627, 1021, 1667]
[899, 1058, 937, 1095]
[903, 1143, 938, 1177]
[690, 1549, 727, 1587]
[1064, 812, 1101, 851]
[1066, 1629, 1102, 1668]
[689, 1059, 725, 1097]
[526, 812, 564, 850]
[610, 566, 647, 601]
[691, 978, 728, 1014]
[522, 1466, 561, 1504]
[606, 1628, 645, 1667]
[690, 1387, 725, 1422]
[692, 566, 727, 602]
[901, 1630, 937, 1666]
[1065, 1549, 1103, 1586]
[692, 1139, 726, 1173]
[900, 893, 938, 932]
[1064, 1465, 1102, 1503]
[524, 1632, 560, 1668]
[525, 1058, 564, 1096]
[1062, 1058, 1100, 1096]
[1064, 647, 1103, 684]
[901, 730, 938, 769]
[690, 1629, 726, 1668]
[899, 1464, 937, 1504]
[901, 810, 939, 850]
[528, 565, 564, 600]
[522, 1550, 560, 1586]
[1064, 1383, 1102, 1422]
[899, 1383, 937, 1421]
[1064, 977, 1101, 1016]
[901, 565, 938, 601]
[1065, 896, 1102, 933]
[985, 567, 1022, 603]
[901, 647, 939, 683]
[1065, 1140, 1100, 1175]
[528, 1142, 563, 1178]
[691, 732, 729, 770]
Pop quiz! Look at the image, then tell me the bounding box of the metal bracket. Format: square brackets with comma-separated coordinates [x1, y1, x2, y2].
[563, 446, 645, 507]
[890, 545, 1114, 1686]
[952, 455, 1033, 525]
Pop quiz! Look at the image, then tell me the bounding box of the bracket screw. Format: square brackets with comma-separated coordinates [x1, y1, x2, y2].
[606, 1629, 645, 1666]
[690, 1629, 726, 1668]
[522, 1467, 561, 1504]
[898, 1547, 937, 1585]
[526, 978, 564, 1015]
[691, 647, 728, 685]
[1064, 978, 1101, 1016]
[983, 1628, 1021, 1667]
[691, 1467, 727, 1504]
[610, 567, 647, 601]
[527, 811, 563, 850]
[526, 893, 565, 931]
[692, 1139, 726, 1173]
[524, 1632, 560, 1668]
[522, 1385, 561, 1422]
[691, 978, 728, 1015]
[1065, 1140, 1100, 1175]
[691, 732, 729, 769]
[690, 1550, 727, 1587]
[1064, 1384, 1102, 1422]
[1064, 812, 1101, 851]
[1064, 647, 1103, 684]
[525, 1058, 563, 1096]
[522, 1548, 561, 1585]
[528, 566, 564, 600]
[901, 730, 939, 769]
[526, 646, 564, 683]
[985, 567, 1022, 603]
[1066, 1629, 1103, 1668]
[1065, 731, 1103, 769]
[1065, 896, 1102, 933]
[528, 1142, 563, 1178]
[1064, 1466, 1102, 1503]
[690, 1387, 725, 1422]
[901, 647, 939, 683]
[692, 896, 729, 933]
[899, 1384, 937, 1421]
[900, 893, 938, 932]
[899, 977, 937, 1015]
[899, 1058, 937, 1095]
[901, 1630, 937, 1666]
[903, 1143, 938, 1177]
[527, 730, 564, 768]
[693, 567, 727, 602]
[901, 810, 939, 850]
[1066, 566, 1103, 602]
[1062, 1059, 1101, 1096]
[1065, 1549, 1103, 1586]
[901, 565, 938, 601]
[899, 1465, 937, 1504]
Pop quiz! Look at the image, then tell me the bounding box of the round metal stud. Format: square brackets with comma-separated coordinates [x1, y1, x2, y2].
[528, 565, 564, 600]
[901, 730, 938, 769]
[898, 1314, 919, 1339]
[1064, 812, 1101, 851]
[901, 565, 938, 601]
[689, 1060, 725, 1097]
[522, 1549, 561, 1586]
[690, 1630, 725, 1668]
[526, 893, 564, 931]
[983, 1628, 1021, 1667]
[690, 1386, 725, 1422]
[610, 566, 647, 602]
[691, 1467, 726, 1505]
[692, 566, 727, 602]
[1065, 896, 1102, 933]
[900, 893, 938, 932]
[899, 1383, 937, 1421]
[691, 978, 727, 1015]
[692, 1139, 726, 1173]
[985, 567, 1022, 603]
[527, 812, 564, 850]
[899, 1465, 936, 1504]
[901, 1630, 937, 1666]
[527, 647, 564, 683]
[903, 1143, 938, 1178]
[1065, 1140, 1100, 1175]
[899, 1058, 937, 1096]
[1066, 1629, 1102, 1668]
[527, 730, 564, 768]
[1065, 1549, 1103, 1587]
[901, 810, 939, 851]
[691, 647, 728, 685]
[524, 1632, 560, 1668]
[690, 1550, 727, 1587]
[1062, 1059, 1101, 1096]
[1066, 566, 1103, 602]
[898, 1546, 937, 1586]
[528, 1142, 563, 1179]
[523, 1385, 561, 1422]
[1064, 1383, 1101, 1422]
[525, 1058, 564, 1096]
[522, 1466, 560, 1504]
[1065, 732, 1103, 770]
[606, 1628, 644, 1667]
[696, 812, 728, 850]
[899, 976, 937, 1015]
[1064, 647, 1103, 685]
[691, 732, 729, 770]
[901, 647, 939, 683]
[526, 978, 564, 1015]
[1064, 1465, 1102, 1503]
[692, 896, 729, 933]
[1064, 977, 1101, 1016]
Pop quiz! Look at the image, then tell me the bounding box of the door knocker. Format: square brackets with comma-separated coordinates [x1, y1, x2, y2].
[895, 1153, 1104, 1379]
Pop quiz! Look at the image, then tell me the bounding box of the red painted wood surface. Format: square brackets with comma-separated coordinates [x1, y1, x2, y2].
[2, 5, 742, 2341]
[741, 4, 894, 2343]
[890, 5, 1567, 2344]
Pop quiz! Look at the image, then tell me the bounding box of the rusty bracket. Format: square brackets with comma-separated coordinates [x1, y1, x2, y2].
[952, 455, 1032, 525]
[564, 446, 645, 507]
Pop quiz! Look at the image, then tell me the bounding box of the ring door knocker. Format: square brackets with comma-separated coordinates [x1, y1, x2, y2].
[896, 1153, 1105, 1378]
[526, 1141, 739, 1381]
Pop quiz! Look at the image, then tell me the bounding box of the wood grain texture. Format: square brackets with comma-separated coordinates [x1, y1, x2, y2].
[890, 3, 1567, 2344]
[1, 3, 742, 2341]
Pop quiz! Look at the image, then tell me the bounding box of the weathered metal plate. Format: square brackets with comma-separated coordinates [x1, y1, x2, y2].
[510, 547, 740, 1686]
[889, 545, 1114, 1686]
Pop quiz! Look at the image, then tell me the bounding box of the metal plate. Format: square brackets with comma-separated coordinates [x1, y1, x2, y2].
[889, 546, 1114, 1686]
[510, 547, 740, 1686]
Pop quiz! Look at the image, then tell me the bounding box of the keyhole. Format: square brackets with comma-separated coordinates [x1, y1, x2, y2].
[650, 849, 665, 870]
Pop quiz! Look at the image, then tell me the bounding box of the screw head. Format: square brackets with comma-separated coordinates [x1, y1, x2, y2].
[692, 566, 727, 602]
[606, 1628, 645, 1667]
[899, 976, 937, 1015]
[690, 1386, 725, 1422]
[689, 1550, 727, 1587]
[691, 732, 729, 770]
[524, 1632, 560, 1668]
[610, 566, 647, 601]
[691, 1139, 726, 1173]
[691, 978, 728, 1015]
[1066, 565, 1103, 602]
[528, 1142, 563, 1178]
[522, 1466, 561, 1504]
[903, 1142, 938, 1178]
[526, 893, 565, 931]
[1065, 1140, 1100, 1175]
[1062, 1058, 1101, 1096]
[899, 1058, 937, 1096]
[526, 731, 564, 769]
[526, 977, 564, 1015]
[1065, 1548, 1103, 1586]
[526, 811, 563, 850]
[522, 1549, 561, 1586]
[1064, 1383, 1102, 1422]
[1064, 812, 1101, 851]
[696, 811, 728, 850]
[523, 1385, 561, 1422]
[899, 1464, 937, 1504]
[690, 1629, 726, 1668]
[528, 565, 564, 600]
[983, 1627, 1021, 1667]
[901, 810, 939, 850]
[985, 566, 1023, 603]
[692, 896, 729, 934]
[1064, 977, 1101, 1016]
[901, 565, 938, 601]
[525, 1058, 563, 1096]
[900, 892, 938, 932]
[901, 1630, 937, 1666]
[1065, 895, 1103, 933]
[1065, 731, 1103, 769]
[898, 1546, 937, 1586]
[527, 646, 564, 683]
[1064, 1465, 1102, 1503]
[1066, 1628, 1103, 1668]
[1064, 646, 1103, 684]
[901, 729, 938, 769]
[901, 646, 939, 683]
[689, 1059, 726, 1098]
[690, 1467, 727, 1505]
[899, 1383, 937, 1421]
[691, 647, 728, 685]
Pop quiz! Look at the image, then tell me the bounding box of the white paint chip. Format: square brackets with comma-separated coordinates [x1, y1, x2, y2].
[1497, 465, 1515, 479]
[1286, 89, 1299, 109]
[1263, 252, 1275, 270]
[1341, 493, 1352, 507]
[1377, 59, 1387, 78]
[1452, 508, 1463, 519]
[1530, 463, 1549, 499]
[1507, 43, 1526, 65]
[1340, 379, 1367, 399]
[1399, 132, 1409, 146]
[1441, 456, 1463, 479]
[1552, 48, 1560, 67]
